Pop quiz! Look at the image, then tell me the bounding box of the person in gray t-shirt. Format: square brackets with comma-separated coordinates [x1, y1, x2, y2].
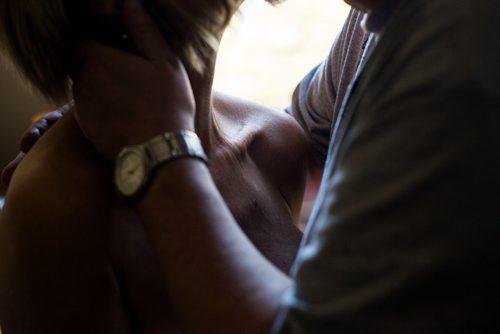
[275, 0, 500, 332]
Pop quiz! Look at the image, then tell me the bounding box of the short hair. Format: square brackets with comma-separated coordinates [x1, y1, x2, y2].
[0, 0, 239, 104]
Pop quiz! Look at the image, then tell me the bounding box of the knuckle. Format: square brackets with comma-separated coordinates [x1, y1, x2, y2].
[37, 118, 48, 130]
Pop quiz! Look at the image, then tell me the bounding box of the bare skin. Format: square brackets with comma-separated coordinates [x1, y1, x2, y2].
[42, 1, 395, 333]
[0, 87, 306, 334]
[0, 0, 309, 332]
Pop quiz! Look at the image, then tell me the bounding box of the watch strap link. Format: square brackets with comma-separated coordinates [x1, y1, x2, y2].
[145, 130, 208, 169]
[114, 130, 208, 200]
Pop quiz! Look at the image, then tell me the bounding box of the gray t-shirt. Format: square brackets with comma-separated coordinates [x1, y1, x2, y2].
[286, 9, 369, 168]
[275, 0, 500, 332]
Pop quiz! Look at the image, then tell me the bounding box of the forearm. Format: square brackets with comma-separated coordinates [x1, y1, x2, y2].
[138, 159, 292, 334]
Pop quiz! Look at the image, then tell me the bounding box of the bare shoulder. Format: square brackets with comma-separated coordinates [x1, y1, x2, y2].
[1, 112, 115, 244]
[0, 112, 134, 333]
[213, 91, 308, 220]
[5, 112, 112, 212]
[213, 91, 308, 153]
[0, 111, 114, 242]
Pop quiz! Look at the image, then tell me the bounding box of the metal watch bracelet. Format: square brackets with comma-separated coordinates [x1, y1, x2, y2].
[114, 130, 208, 199]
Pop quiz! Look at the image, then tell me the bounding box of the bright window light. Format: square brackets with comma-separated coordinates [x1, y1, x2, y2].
[214, 0, 350, 107]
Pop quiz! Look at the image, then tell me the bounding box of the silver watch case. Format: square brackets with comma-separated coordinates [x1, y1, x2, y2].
[114, 131, 207, 199]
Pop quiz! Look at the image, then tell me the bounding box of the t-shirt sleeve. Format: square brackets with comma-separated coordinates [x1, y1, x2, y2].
[286, 9, 368, 167]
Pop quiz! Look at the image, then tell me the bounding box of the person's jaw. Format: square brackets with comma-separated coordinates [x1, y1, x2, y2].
[344, 0, 382, 12]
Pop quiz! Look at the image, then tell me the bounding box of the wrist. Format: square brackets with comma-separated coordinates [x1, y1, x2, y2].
[114, 130, 207, 201]
[139, 157, 210, 206]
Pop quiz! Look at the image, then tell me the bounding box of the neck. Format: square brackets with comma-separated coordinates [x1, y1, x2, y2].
[185, 52, 222, 154]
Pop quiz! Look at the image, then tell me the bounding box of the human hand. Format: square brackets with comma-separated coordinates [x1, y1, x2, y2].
[73, 0, 196, 161]
[1, 105, 71, 188]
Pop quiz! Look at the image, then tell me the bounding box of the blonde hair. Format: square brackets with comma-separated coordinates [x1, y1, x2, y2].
[0, 0, 239, 104]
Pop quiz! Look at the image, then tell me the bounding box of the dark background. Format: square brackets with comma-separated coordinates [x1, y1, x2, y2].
[0, 63, 51, 193]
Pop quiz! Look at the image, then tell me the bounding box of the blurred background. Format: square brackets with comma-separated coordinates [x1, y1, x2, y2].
[214, 0, 350, 106]
[0, 0, 350, 197]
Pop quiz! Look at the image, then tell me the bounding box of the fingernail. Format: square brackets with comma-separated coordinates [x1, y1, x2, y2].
[46, 112, 63, 122]
[37, 119, 48, 131]
[30, 127, 41, 138]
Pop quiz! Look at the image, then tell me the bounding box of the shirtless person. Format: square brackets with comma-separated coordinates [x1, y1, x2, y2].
[0, 0, 307, 333]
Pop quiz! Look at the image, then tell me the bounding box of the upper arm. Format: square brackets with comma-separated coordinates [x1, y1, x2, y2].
[287, 9, 368, 168]
[0, 114, 132, 334]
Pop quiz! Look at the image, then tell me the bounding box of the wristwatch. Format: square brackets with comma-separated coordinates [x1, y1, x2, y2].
[114, 130, 208, 199]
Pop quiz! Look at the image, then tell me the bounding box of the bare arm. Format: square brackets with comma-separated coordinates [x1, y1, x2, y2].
[72, 1, 292, 333]
[0, 113, 133, 334]
[139, 161, 291, 334]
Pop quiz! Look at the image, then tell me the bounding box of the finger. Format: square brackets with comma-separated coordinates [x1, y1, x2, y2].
[1, 153, 26, 188]
[58, 100, 75, 114]
[20, 126, 41, 153]
[43, 111, 64, 127]
[19, 112, 58, 153]
[122, 0, 175, 62]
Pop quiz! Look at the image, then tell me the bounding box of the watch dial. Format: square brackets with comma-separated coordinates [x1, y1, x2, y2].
[115, 150, 147, 196]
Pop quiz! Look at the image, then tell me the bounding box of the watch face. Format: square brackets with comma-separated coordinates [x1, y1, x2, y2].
[115, 148, 148, 197]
